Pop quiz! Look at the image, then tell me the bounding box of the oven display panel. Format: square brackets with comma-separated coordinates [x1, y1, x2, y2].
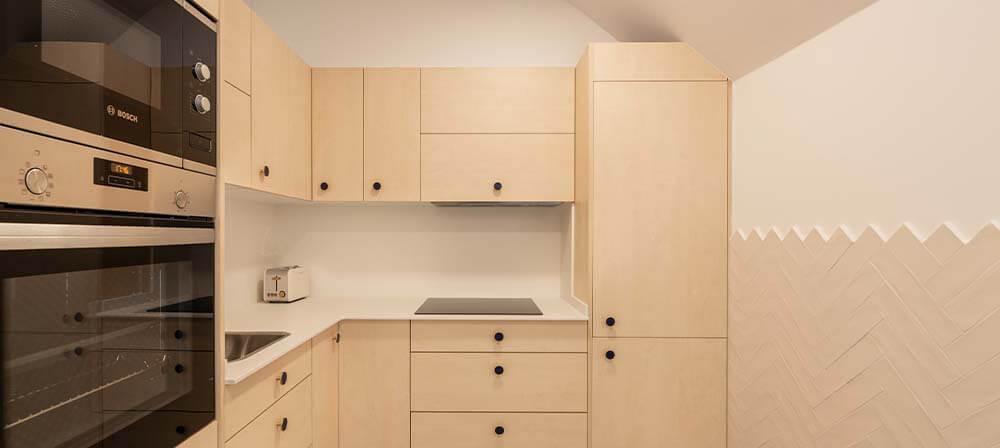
[93, 158, 149, 191]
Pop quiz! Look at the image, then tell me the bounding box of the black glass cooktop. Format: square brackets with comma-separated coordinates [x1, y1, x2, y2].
[415, 298, 542, 315]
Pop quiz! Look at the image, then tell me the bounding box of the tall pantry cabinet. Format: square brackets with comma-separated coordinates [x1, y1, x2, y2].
[575, 43, 729, 447]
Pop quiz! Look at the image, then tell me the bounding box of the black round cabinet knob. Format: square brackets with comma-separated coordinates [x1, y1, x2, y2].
[495, 426, 505, 435]
[494, 365, 504, 375]
[174, 364, 185, 374]
[494, 332, 504, 342]
[262, 165, 270, 177]
[74, 312, 85, 322]
[176, 426, 186, 435]
[320, 182, 329, 191]
[279, 371, 288, 385]
[174, 329, 185, 340]
[372, 181, 382, 191]
[279, 417, 288, 431]
[605, 350, 616, 360]
[606, 317, 616, 327]
[493, 182, 503, 191]
[73, 347, 84, 356]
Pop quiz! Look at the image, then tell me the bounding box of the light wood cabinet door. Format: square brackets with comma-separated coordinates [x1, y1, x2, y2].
[225, 377, 313, 448]
[224, 342, 312, 441]
[285, 50, 312, 200]
[312, 325, 339, 448]
[219, 82, 251, 187]
[411, 413, 586, 448]
[592, 338, 726, 448]
[250, 14, 286, 194]
[593, 81, 728, 338]
[219, 0, 251, 93]
[419, 134, 573, 202]
[363, 68, 420, 201]
[420, 68, 574, 133]
[339, 321, 409, 448]
[312, 69, 363, 201]
[410, 321, 586, 353]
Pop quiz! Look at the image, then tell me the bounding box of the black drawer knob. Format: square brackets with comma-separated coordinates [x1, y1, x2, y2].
[320, 182, 329, 191]
[279, 417, 288, 432]
[175, 425, 186, 435]
[494, 365, 504, 375]
[74, 312, 85, 322]
[372, 181, 382, 191]
[605, 350, 615, 360]
[262, 165, 270, 177]
[495, 426, 505, 435]
[73, 346, 84, 356]
[494, 332, 504, 342]
[493, 182, 503, 191]
[605, 317, 616, 327]
[279, 371, 288, 385]
[174, 363, 185, 374]
[174, 329, 185, 340]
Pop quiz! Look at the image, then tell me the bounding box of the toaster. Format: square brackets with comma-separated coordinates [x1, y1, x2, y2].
[263, 265, 310, 303]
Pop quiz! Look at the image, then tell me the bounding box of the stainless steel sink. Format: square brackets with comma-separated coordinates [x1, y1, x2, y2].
[225, 332, 290, 362]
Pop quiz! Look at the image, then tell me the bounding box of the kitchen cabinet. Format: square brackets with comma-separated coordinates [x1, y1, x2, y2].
[410, 320, 587, 353]
[311, 325, 340, 448]
[339, 321, 410, 448]
[219, 0, 251, 93]
[223, 343, 311, 440]
[219, 82, 251, 187]
[250, 14, 311, 200]
[363, 69, 420, 201]
[419, 134, 573, 202]
[225, 377, 313, 448]
[312, 69, 363, 201]
[411, 413, 587, 448]
[420, 68, 574, 133]
[591, 338, 726, 448]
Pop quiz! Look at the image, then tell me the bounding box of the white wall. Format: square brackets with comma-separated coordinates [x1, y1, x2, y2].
[225, 195, 571, 312]
[732, 0, 1000, 241]
[243, 0, 615, 67]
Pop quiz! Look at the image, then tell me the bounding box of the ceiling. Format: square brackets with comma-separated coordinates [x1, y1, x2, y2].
[566, 0, 879, 78]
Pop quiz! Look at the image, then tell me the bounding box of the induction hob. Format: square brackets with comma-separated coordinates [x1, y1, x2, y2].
[414, 298, 542, 315]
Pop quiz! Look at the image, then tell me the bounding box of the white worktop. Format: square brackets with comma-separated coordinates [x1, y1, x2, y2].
[224, 296, 588, 384]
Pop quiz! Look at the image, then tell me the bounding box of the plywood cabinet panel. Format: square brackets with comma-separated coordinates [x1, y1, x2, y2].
[219, 82, 251, 187]
[419, 134, 573, 202]
[223, 343, 311, 441]
[312, 69, 363, 201]
[219, 0, 251, 93]
[592, 81, 728, 338]
[339, 321, 409, 448]
[420, 68, 574, 133]
[225, 377, 313, 448]
[590, 42, 727, 82]
[411, 413, 587, 448]
[311, 325, 339, 448]
[591, 338, 726, 448]
[363, 69, 420, 201]
[411, 353, 586, 412]
[286, 51, 312, 199]
[410, 321, 586, 353]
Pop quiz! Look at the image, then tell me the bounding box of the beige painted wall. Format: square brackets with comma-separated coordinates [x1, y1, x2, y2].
[732, 0, 1000, 241]
[244, 0, 615, 67]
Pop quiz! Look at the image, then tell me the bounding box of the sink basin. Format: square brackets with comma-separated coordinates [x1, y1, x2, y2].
[225, 332, 290, 362]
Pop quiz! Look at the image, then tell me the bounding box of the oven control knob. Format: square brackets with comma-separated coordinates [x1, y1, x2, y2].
[25, 168, 49, 195]
[193, 62, 211, 82]
[193, 95, 211, 115]
[174, 190, 190, 209]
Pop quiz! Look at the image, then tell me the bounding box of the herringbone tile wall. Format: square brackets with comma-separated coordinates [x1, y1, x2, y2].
[729, 223, 1000, 447]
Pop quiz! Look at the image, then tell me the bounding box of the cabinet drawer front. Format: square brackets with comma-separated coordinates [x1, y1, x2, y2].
[411, 321, 586, 353]
[420, 134, 573, 202]
[226, 377, 312, 448]
[411, 413, 587, 448]
[224, 342, 312, 440]
[421, 68, 574, 133]
[411, 353, 586, 412]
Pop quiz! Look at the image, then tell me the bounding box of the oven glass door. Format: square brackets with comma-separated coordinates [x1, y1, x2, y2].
[1, 225, 215, 447]
[0, 0, 185, 158]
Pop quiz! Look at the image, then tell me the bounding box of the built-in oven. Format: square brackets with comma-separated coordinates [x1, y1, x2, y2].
[1, 124, 215, 447]
[0, 0, 218, 174]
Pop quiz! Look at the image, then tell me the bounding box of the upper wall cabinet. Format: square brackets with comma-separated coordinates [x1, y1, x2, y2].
[420, 68, 574, 134]
[250, 15, 311, 200]
[364, 68, 421, 202]
[313, 69, 364, 201]
[219, 0, 251, 93]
